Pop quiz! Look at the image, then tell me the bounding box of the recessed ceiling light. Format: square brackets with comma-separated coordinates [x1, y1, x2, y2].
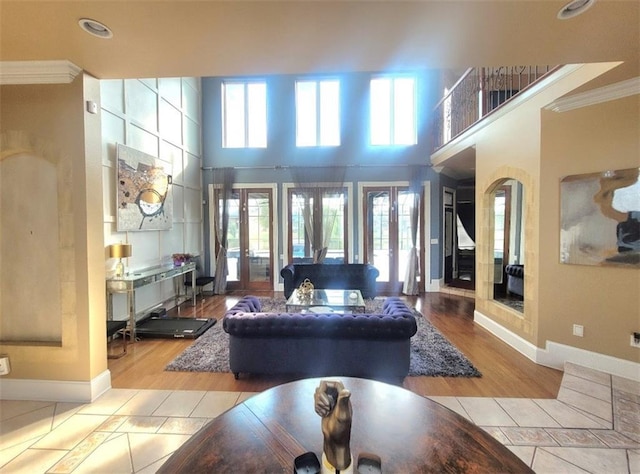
[557, 0, 596, 20]
[78, 18, 113, 39]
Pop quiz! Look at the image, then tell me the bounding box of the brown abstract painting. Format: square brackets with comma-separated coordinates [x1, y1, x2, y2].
[560, 167, 639, 267]
[116, 144, 173, 231]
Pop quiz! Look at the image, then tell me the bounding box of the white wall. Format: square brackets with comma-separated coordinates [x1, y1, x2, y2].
[101, 78, 203, 320]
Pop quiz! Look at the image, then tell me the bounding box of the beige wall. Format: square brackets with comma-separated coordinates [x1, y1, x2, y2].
[538, 94, 640, 362]
[0, 74, 107, 381]
[473, 63, 623, 346]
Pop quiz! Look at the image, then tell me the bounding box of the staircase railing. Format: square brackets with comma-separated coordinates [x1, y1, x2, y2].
[432, 65, 556, 151]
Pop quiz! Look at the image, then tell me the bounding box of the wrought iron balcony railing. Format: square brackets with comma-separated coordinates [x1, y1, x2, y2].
[432, 66, 556, 151]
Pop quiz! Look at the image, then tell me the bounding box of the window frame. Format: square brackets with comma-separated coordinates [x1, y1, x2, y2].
[295, 78, 341, 147]
[369, 75, 417, 147]
[221, 80, 267, 149]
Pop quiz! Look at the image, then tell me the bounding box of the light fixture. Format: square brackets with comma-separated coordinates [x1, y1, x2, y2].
[557, 0, 596, 20]
[78, 18, 113, 39]
[110, 243, 132, 277]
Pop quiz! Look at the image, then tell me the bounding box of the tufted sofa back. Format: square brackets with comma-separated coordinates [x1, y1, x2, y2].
[280, 263, 379, 299]
[223, 296, 417, 340]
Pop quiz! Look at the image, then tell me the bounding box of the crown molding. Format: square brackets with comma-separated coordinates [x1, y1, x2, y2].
[0, 60, 82, 85]
[545, 76, 640, 113]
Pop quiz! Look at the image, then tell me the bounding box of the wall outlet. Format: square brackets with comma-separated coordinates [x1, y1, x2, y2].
[631, 332, 640, 348]
[572, 324, 584, 337]
[0, 356, 10, 376]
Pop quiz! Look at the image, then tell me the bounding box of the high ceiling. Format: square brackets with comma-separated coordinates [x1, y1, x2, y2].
[1, 1, 638, 80]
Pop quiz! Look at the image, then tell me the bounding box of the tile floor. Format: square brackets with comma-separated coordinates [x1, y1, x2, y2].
[1, 362, 638, 473]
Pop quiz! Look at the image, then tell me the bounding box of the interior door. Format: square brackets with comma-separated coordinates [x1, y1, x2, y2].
[443, 188, 455, 284]
[223, 188, 273, 291]
[364, 186, 417, 294]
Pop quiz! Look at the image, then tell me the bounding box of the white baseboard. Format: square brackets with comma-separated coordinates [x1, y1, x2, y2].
[474, 310, 539, 362]
[537, 341, 640, 382]
[426, 278, 443, 292]
[0, 370, 112, 402]
[474, 310, 640, 382]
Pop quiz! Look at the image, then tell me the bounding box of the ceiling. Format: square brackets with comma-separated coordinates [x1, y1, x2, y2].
[1, 1, 638, 80]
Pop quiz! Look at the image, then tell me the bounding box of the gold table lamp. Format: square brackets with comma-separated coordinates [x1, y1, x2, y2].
[110, 243, 132, 277]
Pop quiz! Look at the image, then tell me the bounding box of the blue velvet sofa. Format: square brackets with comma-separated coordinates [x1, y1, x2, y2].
[222, 296, 417, 379]
[280, 263, 379, 299]
[505, 264, 524, 298]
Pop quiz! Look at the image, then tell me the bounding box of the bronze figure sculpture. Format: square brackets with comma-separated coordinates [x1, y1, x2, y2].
[314, 380, 353, 472]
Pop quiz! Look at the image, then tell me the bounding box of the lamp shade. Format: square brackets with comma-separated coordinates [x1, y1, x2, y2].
[110, 243, 132, 259]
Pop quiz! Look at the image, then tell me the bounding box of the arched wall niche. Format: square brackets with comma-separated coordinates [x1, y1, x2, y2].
[476, 166, 537, 340]
[0, 131, 75, 344]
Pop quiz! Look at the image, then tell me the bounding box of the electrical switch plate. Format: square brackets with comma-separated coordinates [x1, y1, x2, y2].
[0, 356, 10, 376]
[572, 324, 584, 337]
[86, 100, 98, 114]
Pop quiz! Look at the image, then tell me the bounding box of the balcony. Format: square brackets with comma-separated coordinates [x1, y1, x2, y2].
[432, 66, 557, 152]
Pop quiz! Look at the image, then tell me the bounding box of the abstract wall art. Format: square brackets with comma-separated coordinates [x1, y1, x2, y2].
[560, 167, 639, 267]
[116, 144, 173, 231]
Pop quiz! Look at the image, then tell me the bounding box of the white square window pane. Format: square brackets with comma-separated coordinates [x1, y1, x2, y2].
[320, 81, 340, 146]
[296, 81, 317, 146]
[370, 79, 391, 145]
[394, 78, 416, 145]
[223, 83, 245, 148]
[247, 83, 267, 148]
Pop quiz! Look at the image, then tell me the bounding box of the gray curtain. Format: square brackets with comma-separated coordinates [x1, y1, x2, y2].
[403, 166, 424, 295]
[213, 168, 235, 294]
[290, 166, 346, 263]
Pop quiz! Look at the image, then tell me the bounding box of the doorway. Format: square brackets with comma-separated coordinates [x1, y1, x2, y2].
[215, 188, 274, 291]
[363, 186, 420, 294]
[443, 187, 456, 285]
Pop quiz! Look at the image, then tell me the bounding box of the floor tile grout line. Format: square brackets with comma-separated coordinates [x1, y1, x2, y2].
[559, 385, 614, 409]
[531, 398, 575, 429]
[0, 401, 57, 424]
[186, 391, 209, 418]
[534, 446, 595, 473]
[589, 428, 640, 449]
[563, 366, 613, 389]
[558, 399, 613, 429]
[48, 431, 110, 474]
[149, 390, 178, 417]
[493, 398, 527, 427]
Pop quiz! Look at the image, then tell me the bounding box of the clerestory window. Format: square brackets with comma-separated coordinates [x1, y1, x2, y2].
[222, 81, 267, 148]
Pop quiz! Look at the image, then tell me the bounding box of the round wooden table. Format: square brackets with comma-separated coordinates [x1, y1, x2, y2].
[159, 377, 532, 473]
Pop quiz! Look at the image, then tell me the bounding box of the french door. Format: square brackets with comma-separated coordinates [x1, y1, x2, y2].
[287, 187, 348, 263]
[216, 188, 273, 291]
[363, 186, 420, 294]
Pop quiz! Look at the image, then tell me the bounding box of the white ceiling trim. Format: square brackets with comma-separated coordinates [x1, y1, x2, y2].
[0, 60, 82, 85]
[545, 77, 640, 113]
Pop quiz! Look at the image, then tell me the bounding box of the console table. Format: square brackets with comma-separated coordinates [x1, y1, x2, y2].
[106, 262, 196, 341]
[158, 377, 533, 473]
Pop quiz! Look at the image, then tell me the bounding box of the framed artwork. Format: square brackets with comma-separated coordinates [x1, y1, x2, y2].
[116, 144, 173, 231]
[560, 167, 639, 267]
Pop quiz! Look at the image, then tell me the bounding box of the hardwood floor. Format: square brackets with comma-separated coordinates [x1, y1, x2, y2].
[108, 291, 563, 398]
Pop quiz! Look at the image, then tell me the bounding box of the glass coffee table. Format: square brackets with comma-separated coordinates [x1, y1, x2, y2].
[285, 289, 366, 313]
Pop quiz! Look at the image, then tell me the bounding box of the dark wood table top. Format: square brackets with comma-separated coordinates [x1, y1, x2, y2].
[159, 377, 533, 473]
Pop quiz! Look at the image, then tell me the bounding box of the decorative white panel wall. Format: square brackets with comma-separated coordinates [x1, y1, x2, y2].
[101, 78, 203, 320]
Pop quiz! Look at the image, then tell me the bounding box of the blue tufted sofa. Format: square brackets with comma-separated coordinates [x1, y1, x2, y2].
[222, 296, 417, 379]
[505, 264, 524, 298]
[280, 263, 379, 299]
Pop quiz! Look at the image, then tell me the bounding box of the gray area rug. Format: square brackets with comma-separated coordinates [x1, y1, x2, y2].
[165, 298, 481, 377]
